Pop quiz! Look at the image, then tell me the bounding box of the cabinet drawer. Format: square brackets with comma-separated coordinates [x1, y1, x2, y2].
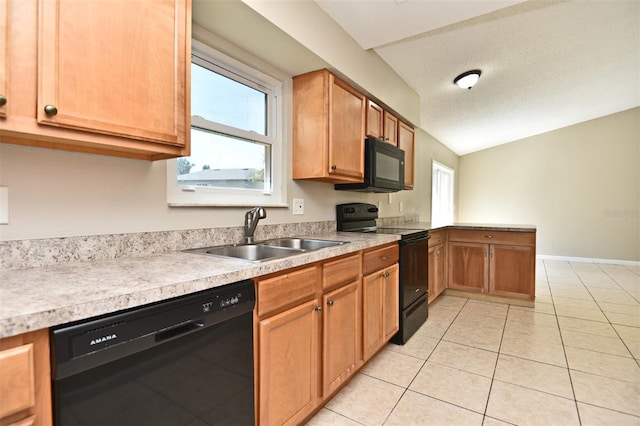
[257, 266, 319, 317]
[0, 344, 35, 418]
[448, 229, 535, 246]
[428, 230, 446, 247]
[323, 253, 361, 290]
[363, 244, 399, 276]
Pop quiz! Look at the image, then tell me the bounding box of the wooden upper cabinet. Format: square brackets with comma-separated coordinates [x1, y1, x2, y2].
[365, 99, 397, 145]
[0, 0, 191, 160]
[383, 111, 398, 145]
[0, 0, 6, 119]
[398, 121, 415, 189]
[365, 100, 383, 139]
[293, 69, 365, 183]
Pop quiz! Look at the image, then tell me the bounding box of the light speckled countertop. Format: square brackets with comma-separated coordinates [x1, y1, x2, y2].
[0, 232, 399, 338]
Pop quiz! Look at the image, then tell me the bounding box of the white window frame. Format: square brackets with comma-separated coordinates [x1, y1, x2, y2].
[431, 160, 455, 227]
[167, 39, 287, 207]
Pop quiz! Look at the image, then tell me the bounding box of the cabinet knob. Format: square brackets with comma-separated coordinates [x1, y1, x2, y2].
[0, 95, 6, 107]
[314, 305, 323, 312]
[383, 271, 390, 278]
[330, 165, 337, 170]
[44, 104, 58, 116]
[327, 300, 334, 307]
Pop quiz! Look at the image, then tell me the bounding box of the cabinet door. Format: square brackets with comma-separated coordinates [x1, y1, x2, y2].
[0, 329, 51, 426]
[37, 0, 188, 147]
[382, 263, 400, 341]
[362, 270, 383, 361]
[328, 74, 365, 180]
[490, 244, 535, 299]
[398, 121, 415, 189]
[322, 280, 361, 398]
[0, 0, 6, 118]
[363, 264, 399, 361]
[428, 245, 438, 303]
[258, 299, 320, 426]
[366, 99, 383, 138]
[383, 111, 398, 145]
[448, 242, 488, 292]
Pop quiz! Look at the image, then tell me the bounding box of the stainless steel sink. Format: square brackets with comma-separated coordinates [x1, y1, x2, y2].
[186, 244, 303, 262]
[262, 238, 346, 250]
[184, 238, 346, 262]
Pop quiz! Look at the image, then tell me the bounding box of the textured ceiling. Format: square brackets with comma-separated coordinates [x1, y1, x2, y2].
[316, 0, 640, 155]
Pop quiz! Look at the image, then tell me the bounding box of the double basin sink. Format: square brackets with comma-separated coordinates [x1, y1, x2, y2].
[185, 238, 346, 262]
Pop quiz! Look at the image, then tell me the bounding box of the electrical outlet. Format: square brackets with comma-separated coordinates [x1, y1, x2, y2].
[0, 187, 8, 224]
[399, 201, 404, 212]
[292, 198, 304, 215]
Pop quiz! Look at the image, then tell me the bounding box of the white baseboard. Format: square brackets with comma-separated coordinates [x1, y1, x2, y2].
[536, 254, 640, 267]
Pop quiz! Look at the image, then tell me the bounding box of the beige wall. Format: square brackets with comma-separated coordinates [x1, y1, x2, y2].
[0, 1, 457, 241]
[458, 107, 639, 262]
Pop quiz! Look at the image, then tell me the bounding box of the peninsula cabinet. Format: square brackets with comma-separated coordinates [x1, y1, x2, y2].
[362, 243, 400, 361]
[293, 69, 366, 183]
[447, 229, 536, 300]
[0, 0, 191, 161]
[0, 329, 52, 426]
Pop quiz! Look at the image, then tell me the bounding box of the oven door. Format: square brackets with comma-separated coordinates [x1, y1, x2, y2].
[399, 234, 430, 309]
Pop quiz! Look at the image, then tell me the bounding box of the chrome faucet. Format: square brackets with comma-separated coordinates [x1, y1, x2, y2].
[243, 207, 267, 244]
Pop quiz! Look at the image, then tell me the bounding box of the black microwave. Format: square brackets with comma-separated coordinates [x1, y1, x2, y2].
[335, 137, 405, 193]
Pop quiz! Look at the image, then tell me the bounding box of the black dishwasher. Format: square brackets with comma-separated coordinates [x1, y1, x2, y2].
[51, 279, 255, 426]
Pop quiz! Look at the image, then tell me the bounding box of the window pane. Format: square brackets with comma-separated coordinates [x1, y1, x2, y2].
[178, 128, 267, 190]
[191, 63, 267, 135]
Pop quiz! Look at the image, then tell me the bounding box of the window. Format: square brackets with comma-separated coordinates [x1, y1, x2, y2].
[431, 161, 455, 227]
[167, 40, 286, 206]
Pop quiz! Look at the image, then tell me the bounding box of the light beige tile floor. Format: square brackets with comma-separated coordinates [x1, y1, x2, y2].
[307, 260, 640, 426]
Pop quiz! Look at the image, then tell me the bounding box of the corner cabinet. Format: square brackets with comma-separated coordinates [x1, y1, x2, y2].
[447, 229, 536, 300]
[293, 69, 365, 183]
[0, 0, 191, 160]
[0, 329, 52, 426]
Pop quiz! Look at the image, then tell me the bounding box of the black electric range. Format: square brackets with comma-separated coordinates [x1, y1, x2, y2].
[336, 203, 430, 344]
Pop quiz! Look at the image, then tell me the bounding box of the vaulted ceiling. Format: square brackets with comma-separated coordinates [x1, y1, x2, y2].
[316, 0, 639, 154]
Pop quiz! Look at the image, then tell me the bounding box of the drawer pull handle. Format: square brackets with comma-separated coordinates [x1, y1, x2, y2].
[484, 235, 494, 239]
[327, 300, 334, 307]
[380, 255, 391, 260]
[0, 94, 6, 107]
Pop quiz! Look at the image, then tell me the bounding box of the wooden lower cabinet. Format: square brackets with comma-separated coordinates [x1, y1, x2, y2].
[447, 241, 488, 292]
[490, 244, 536, 299]
[362, 263, 399, 362]
[258, 299, 320, 426]
[322, 280, 361, 398]
[447, 229, 536, 300]
[428, 243, 446, 303]
[256, 251, 368, 425]
[0, 329, 52, 426]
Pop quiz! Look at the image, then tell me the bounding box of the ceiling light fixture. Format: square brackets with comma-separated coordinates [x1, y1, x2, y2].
[454, 69, 481, 90]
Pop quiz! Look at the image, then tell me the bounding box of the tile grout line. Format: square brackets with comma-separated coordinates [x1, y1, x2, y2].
[549, 260, 584, 425]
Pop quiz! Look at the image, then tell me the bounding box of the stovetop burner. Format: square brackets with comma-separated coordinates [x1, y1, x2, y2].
[336, 203, 428, 239]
